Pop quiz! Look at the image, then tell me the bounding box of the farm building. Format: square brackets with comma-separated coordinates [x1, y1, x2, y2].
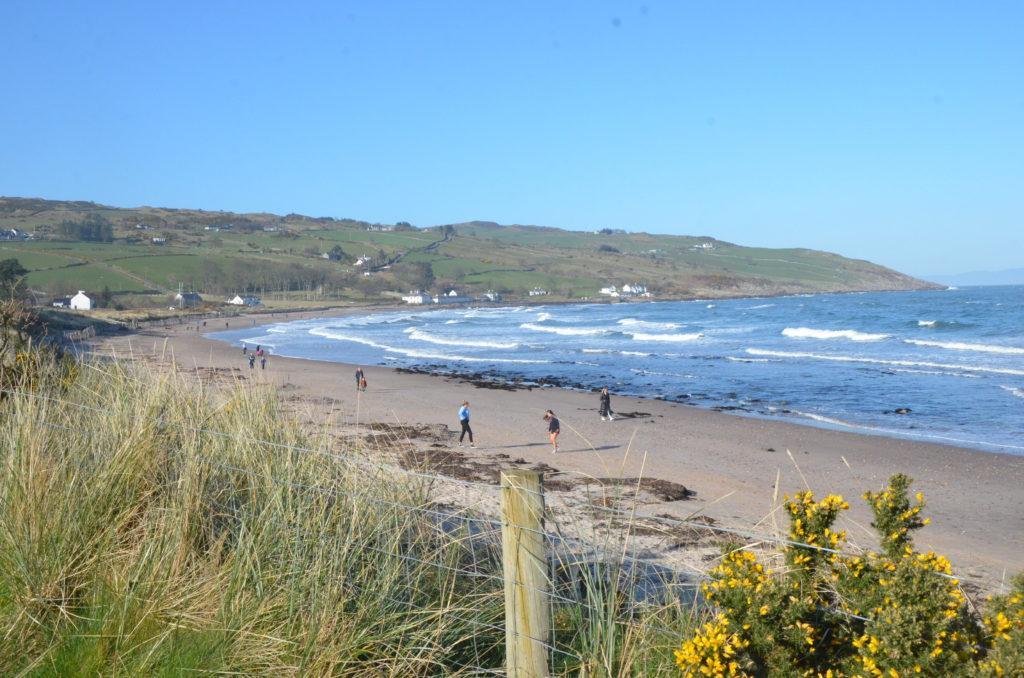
[402, 291, 429, 305]
[69, 291, 92, 310]
[227, 295, 261, 306]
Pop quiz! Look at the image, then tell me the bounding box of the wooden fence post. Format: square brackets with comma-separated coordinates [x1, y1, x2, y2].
[501, 468, 551, 677]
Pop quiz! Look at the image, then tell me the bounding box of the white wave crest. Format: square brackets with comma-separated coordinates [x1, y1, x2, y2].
[917, 320, 936, 327]
[745, 348, 1024, 377]
[621, 351, 653, 357]
[746, 303, 775, 310]
[617, 318, 680, 330]
[404, 328, 519, 349]
[726, 356, 771, 363]
[904, 339, 1024, 356]
[629, 332, 703, 342]
[309, 327, 545, 363]
[444, 319, 461, 325]
[1001, 386, 1024, 399]
[520, 322, 609, 336]
[782, 327, 890, 342]
[581, 348, 611, 354]
[536, 312, 553, 321]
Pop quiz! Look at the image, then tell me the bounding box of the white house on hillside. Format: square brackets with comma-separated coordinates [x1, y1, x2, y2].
[402, 291, 429, 304]
[528, 288, 549, 296]
[433, 290, 473, 304]
[599, 285, 619, 297]
[227, 294, 261, 306]
[353, 256, 373, 267]
[70, 291, 92, 310]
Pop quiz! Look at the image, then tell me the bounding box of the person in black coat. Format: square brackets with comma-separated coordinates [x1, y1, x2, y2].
[599, 386, 614, 421]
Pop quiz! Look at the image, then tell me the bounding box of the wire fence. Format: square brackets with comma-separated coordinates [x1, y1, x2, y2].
[0, 375, 1004, 675]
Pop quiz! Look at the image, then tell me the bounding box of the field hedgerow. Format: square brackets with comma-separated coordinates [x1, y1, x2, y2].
[674, 477, 1024, 677]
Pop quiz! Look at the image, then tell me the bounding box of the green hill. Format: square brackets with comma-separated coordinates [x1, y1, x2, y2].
[0, 197, 937, 307]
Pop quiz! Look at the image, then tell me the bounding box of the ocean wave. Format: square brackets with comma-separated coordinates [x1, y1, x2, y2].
[706, 304, 716, 309]
[726, 356, 772, 363]
[520, 322, 610, 336]
[903, 339, 1024, 356]
[309, 327, 545, 363]
[745, 303, 775, 310]
[787, 409, 1024, 452]
[782, 327, 889, 342]
[746, 348, 1024, 377]
[917, 320, 936, 327]
[621, 350, 653, 357]
[1001, 386, 1024, 399]
[536, 312, 553, 321]
[581, 348, 611, 354]
[444, 319, 461, 325]
[617, 318, 680, 330]
[629, 331, 703, 342]
[404, 328, 519, 349]
[889, 368, 979, 379]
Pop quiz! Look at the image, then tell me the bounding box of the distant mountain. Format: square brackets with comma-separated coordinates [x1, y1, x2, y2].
[928, 268, 1024, 288]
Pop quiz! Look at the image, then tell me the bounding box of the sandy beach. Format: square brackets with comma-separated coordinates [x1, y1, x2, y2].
[94, 309, 1024, 589]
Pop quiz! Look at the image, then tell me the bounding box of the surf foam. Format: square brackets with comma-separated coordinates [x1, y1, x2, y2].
[405, 328, 519, 349]
[903, 339, 1024, 356]
[746, 348, 1024, 377]
[520, 322, 609, 336]
[629, 332, 703, 342]
[782, 327, 889, 342]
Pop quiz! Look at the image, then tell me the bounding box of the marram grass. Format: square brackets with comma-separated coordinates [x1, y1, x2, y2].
[0, 356, 690, 676]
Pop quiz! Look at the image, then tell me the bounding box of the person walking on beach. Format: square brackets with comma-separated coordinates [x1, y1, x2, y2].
[543, 410, 560, 454]
[242, 345, 247, 355]
[599, 386, 614, 421]
[355, 367, 365, 391]
[260, 355, 267, 370]
[457, 401, 475, 448]
[248, 354, 255, 370]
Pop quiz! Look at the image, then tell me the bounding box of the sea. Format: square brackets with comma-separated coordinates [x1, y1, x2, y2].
[211, 285, 1024, 456]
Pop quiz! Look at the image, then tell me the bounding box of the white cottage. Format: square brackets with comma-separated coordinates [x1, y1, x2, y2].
[69, 290, 92, 310]
[227, 295, 261, 306]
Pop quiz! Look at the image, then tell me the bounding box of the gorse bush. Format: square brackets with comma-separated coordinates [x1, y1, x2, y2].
[675, 478, 1024, 677]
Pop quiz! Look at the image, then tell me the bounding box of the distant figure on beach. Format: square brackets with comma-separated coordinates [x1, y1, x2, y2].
[458, 401, 475, 448]
[242, 345, 247, 355]
[255, 347, 264, 359]
[355, 367, 365, 390]
[599, 386, 614, 421]
[225, 321, 229, 329]
[248, 354, 255, 370]
[543, 410, 560, 453]
[260, 355, 267, 370]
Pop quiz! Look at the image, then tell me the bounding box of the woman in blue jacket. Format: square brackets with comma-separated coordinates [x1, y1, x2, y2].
[458, 401, 475, 448]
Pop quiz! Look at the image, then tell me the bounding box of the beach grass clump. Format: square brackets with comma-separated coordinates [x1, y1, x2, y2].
[0, 353, 509, 675]
[675, 475, 1023, 676]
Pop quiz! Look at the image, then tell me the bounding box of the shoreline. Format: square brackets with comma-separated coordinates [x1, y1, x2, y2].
[92, 308, 1024, 587]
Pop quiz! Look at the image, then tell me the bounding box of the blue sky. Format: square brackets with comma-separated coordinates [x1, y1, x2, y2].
[2, 2, 1021, 276]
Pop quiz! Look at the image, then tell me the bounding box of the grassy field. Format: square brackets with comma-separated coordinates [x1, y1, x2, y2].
[0, 197, 937, 306]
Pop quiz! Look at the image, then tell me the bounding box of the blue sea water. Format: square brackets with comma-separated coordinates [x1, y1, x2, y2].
[211, 286, 1024, 455]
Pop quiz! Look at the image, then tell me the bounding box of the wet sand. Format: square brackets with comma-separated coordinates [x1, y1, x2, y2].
[95, 309, 1024, 587]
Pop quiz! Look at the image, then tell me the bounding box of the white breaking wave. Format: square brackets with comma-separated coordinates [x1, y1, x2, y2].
[903, 339, 1024, 356]
[520, 322, 609, 336]
[581, 348, 611, 354]
[746, 303, 775, 310]
[536, 312, 553, 321]
[706, 304, 716, 308]
[783, 327, 890, 342]
[746, 348, 1024, 377]
[308, 327, 546, 363]
[1001, 386, 1024, 399]
[621, 350, 653, 357]
[629, 332, 703, 343]
[727, 356, 771, 363]
[444, 319, 461, 325]
[917, 320, 936, 327]
[404, 328, 519, 349]
[617, 318, 680, 331]
[890, 368, 979, 379]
